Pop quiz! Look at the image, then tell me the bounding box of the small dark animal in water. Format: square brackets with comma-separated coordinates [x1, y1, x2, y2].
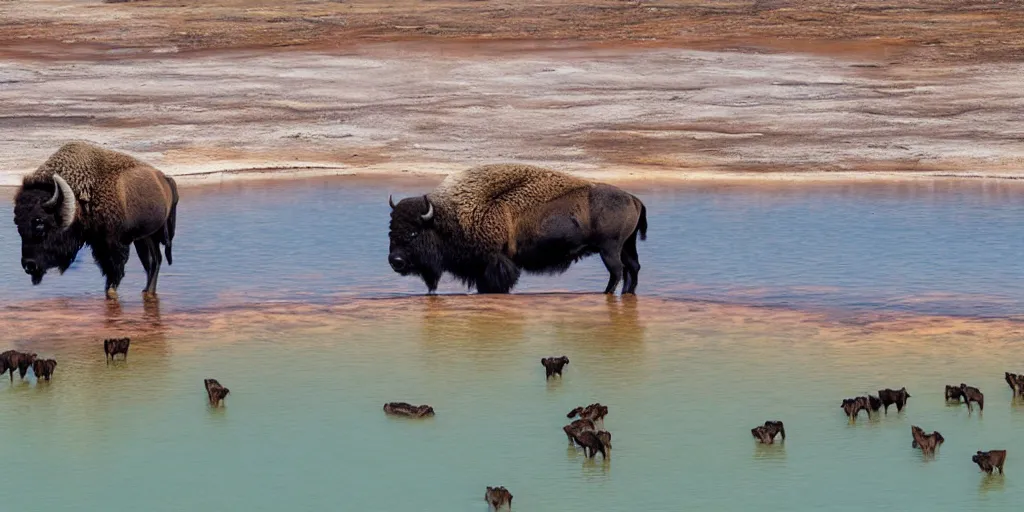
[1, 350, 37, 382]
[485, 486, 513, 510]
[567, 403, 609, 424]
[204, 379, 230, 406]
[945, 384, 966, 403]
[31, 359, 57, 381]
[563, 419, 596, 446]
[13, 142, 179, 299]
[541, 356, 569, 379]
[1005, 372, 1024, 397]
[103, 337, 130, 363]
[382, 402, 435, 418]
[574, 430, 612, 459]
[751, 421, 786, 444]
[972, 450, 1007, 474]
[877, 387, 911, 413]
[841, 395, 881, 420]
[387, 164, 648, 295]
[910, 425, 944, 454]
[960, 383, 984, 412]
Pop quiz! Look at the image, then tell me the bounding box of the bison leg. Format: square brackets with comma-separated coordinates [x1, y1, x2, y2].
[620, 231, 641, 294]
[477, 255, 519, 294]
[92, 240, 130, 300]
[134, 234, 163, 295]
[599, 246, 624, 295]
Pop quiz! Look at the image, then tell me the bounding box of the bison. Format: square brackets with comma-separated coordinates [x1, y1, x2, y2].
[388, 164, 647, 294]
[563, 418, 596, 446]
[751, 421, 786, 444]
[13, 142, 179, 300]
[878, 387, 911, 414]
[960, 383, 984, 413]
[1, 350, 37, 382]
[567, 403, 609, 429]
[841, 395, 881, 421]
[31, 359, 57, 381]
[204, 378, 230, 407]
[541, 356, 569, 379]
[383, 402, 435, 418]
[574, 430, 612, 459]
[484, 486, 513, 510]
[910, 425, 944, 454]
[1006, 372, 1024, 397]
[104, 337, 131, 363]
[973, 450, 1007, 474]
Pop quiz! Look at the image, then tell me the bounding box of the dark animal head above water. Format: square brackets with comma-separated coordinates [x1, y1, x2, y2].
[387, 164, 647, 294]
[14, 173, 83, 285]
[204, 378, 230, 406]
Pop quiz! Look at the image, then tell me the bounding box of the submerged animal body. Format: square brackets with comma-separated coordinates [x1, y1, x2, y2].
[751, 421, 786, 444]
[103, 337, 130, 362]
[204, 379, 230, 406]
[383, 402, 435, 418]
[878, 387, 911, 413]
[960, 384, 984, 412]
[910, 426, 944, 454]
[945, 385, 966, 403]
[972, 450, 1007, 474]
[0, 350, 37, 382]
[564, 419, 596, 446]
[484, 486, 513, 510]
[541, 356, 569, 379]
[13, 142, 179, 299]
[841, 395, 881, 420]
[574, 430, 612, 459]
[388, 164, 647, 294]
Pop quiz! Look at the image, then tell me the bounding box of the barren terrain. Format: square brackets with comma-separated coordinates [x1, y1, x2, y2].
[1, 0, 1022, 184]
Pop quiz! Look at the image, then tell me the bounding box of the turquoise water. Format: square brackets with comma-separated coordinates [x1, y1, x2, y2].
[1, 179, 1023, 511]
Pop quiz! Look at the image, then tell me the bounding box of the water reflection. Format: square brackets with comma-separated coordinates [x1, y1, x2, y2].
[753, 443, 787, 462]
[979, 474, 1006, 495]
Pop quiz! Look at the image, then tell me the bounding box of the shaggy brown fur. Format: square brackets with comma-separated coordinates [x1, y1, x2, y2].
[383, 402, 435, 418]
[484, 486, 513, 510]
[14, 142, 179, 299]
[574, 430, 612, 459]
[841, 395, 881, 420]
[878, 387, 911, 414]
[960, 384, 984, 412]
[751, 421, 786, 444]
[204, 378, 230, 406]
[389, 164, 647, 294]
[910, 425, 944, 453]
[973, 450, 1007, 474]
[103, 337, 130, 362]
[31, 359, 57, 381]
[0, 350, 37, 382]
[564, 418, 596, 445]
[541, 356, 569, 378]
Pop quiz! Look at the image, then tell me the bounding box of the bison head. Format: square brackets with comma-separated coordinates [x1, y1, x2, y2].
[388, 194, 443, 292]
[13, 174, 83, 285]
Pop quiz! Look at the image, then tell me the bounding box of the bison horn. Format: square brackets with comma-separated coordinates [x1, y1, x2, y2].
[421, 197, 434, 222]
[388, 195, 396, 210]
[43, 174, 77, 229]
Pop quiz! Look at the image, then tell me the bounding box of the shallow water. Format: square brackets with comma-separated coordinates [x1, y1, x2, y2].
[2, 178, 1024, 511]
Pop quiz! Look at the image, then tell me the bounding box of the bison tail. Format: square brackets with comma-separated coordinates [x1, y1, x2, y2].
[636, 202, 648, 241]
[163, 176, 179, 265]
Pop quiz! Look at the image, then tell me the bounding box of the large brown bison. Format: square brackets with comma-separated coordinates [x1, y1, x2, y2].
[910, 425, 944, 454]
[878, 387, 911, 414]
[204, 378, 230, 407]
[973, 450, 1007, 474]
[103, 337, 131, 363]
[1, 350, 37, 382]
[484, 486, 513, 510]
[13, 142, 179, 299]
[388, 164, 647, 294]
[751, 421, 786, 444]
[31, 359, 57, 381]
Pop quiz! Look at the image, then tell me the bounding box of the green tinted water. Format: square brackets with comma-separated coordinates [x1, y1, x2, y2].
[1, 295, 1020, 511]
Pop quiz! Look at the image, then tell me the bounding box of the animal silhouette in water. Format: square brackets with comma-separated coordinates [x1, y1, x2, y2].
[541, 356, 569, 379]
[382, 402, 435, 418]
[563, 418, 596, 446]
[959, 384, 984, 412]
[972, 450, 1007, 474]
[910, 425, 944, 454]
[1005, 372, 1024, 397]
[945, 384, 966, 403]
[567, 403, 609, 428]
[0, 351, 37, 382]
[204, 379, 230, 407]
[841, 395, 881, 420]
[31, 359, 57, 381]
[751, 421, 786, 444]
[484, 486, 513, 510]
[103, 337, 130, 363]
[573, 430, 612, 459]
[877, 387, 911, 413]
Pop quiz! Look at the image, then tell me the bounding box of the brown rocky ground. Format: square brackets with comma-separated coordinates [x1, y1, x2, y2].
[0, 0, 1022, 184]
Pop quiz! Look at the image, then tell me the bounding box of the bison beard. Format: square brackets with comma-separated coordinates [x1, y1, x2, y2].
[387, 165, 647, 295]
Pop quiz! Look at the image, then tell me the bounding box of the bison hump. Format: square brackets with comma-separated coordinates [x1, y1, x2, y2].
[433, 164, 591, 251]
